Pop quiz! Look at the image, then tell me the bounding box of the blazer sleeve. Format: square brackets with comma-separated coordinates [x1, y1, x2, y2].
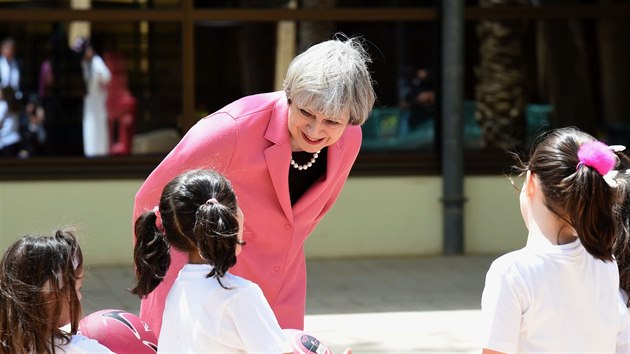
[133, 113, 238, 223]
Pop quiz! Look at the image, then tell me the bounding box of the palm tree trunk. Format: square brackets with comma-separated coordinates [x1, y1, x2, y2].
[475, 0, 530, 150]
[298, 0, 337, 53]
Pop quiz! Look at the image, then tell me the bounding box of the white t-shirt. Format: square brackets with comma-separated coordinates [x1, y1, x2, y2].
[158, 264, 292, 353]
[481, 234, 630, 353]
[0, 56, 20, 91]
[622, 289, 629, 306]
[0, 100, 20, 149]
[56, 334, 113, 354]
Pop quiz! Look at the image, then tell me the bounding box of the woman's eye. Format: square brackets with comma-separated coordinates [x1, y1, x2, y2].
[299, 109, 314, 118]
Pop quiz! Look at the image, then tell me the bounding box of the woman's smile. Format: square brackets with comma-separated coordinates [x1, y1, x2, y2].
[288, 103, 349, 152]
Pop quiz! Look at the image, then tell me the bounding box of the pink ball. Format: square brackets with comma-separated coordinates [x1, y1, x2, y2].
[79, 309, 158, 354]
[282, 328, 333, 354]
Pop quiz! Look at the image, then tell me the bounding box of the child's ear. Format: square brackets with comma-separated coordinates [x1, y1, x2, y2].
[525, 170, 537, 196]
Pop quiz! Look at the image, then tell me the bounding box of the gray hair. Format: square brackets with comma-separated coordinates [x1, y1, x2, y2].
[283, 34, 376, 126]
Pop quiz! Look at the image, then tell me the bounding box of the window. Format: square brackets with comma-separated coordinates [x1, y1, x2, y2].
[0, 1, 628, 179]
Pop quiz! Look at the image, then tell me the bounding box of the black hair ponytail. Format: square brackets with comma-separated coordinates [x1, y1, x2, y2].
[526, 127, 624, 262]
[194, 201, 239, 289]
[131, 211, 170, 298]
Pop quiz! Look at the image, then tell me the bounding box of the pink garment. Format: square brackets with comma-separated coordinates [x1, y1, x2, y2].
[133, 91, 362, 336]
[38, 60, 52, 99]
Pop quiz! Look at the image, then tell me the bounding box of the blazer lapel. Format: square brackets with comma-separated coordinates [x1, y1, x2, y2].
[262, 91, 349, 220]
[264, 92, 294, 222]
[293, 133, 345, 214]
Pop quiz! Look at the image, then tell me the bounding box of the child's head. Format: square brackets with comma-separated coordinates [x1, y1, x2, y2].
[0, 228, 84, 354]
[132, 169, 243, 297]
[521, 127, 629, 261]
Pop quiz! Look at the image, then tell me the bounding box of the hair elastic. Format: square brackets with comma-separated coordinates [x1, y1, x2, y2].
[153, 206, 165, 233]
[206, 198, 219, 205]
[577, 141, 616, 176]
[577, 141, 627, 188]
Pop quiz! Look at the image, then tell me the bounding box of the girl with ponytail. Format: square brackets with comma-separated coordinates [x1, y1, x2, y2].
[131, 169, 291, 353]
[481, 127, 630, 353]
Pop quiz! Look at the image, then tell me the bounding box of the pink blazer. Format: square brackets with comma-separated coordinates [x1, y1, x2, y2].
[133, 91, 362, 335]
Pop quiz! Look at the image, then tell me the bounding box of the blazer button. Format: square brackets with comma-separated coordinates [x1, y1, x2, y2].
[273, 265, 281, 272]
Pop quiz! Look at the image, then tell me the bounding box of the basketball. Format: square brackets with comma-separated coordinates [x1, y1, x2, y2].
[79, 309, 158, 354]
[282, 328, 333, 354]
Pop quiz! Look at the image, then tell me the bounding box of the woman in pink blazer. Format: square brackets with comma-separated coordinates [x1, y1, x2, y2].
[133, 35, 376, 336]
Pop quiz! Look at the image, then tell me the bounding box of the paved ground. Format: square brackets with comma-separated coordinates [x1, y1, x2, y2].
[82, 255, 496, 353]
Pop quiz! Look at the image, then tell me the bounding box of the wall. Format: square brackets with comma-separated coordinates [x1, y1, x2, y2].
[0, 176, 525, 267]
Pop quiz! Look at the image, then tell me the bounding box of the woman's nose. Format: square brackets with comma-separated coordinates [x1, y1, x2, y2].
[307, 120, 321, 134]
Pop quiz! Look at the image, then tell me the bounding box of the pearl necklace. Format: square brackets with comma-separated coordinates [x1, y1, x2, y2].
[290, 150, 321, 171]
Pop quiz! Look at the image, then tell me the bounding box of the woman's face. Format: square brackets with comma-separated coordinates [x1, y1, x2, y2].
[287, 102, 350, 153]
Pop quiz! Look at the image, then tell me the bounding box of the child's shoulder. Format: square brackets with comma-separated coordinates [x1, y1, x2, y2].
[487, 248, 546, 279]
[220, 273, 267, 304]
[224, 272, 261, 292]
[57, 334, 114, 354]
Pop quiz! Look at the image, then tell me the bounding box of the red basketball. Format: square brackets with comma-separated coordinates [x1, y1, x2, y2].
[282, 328, 333, 354]
[79, 309, 158, 354]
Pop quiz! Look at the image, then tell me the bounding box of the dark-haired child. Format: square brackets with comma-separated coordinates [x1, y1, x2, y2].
[132, 169, 292, 353]
[0, 229, 113, 354]
[481, 127, 630, 353]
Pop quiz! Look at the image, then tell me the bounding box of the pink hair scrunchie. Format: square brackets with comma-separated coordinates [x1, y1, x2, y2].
[577, 141, 616, 176]
[153, 206, 165, 233]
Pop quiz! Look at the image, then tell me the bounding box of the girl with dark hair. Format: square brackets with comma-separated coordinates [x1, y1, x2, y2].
[0, 229, 112, 354]
[614, 151, 630, 306]
[131, 169, 292, 353]
[481, 127, 630, 353]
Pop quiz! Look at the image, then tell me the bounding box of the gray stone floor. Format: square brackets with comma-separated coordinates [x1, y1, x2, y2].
[82, 255, 497, 353]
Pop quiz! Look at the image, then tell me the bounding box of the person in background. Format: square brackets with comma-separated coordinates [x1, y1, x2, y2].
[0, 37, 21, 100]
[0, 86, 22, 157]
[0, 228, 113, 354]
[79, 38, 111, 157]
[133, 33, 376, 335]
[481, 127, 630, 353]
[18, 93, 47, 158]
[398, 66, 435, 132]
[41, 28, 86, 156]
